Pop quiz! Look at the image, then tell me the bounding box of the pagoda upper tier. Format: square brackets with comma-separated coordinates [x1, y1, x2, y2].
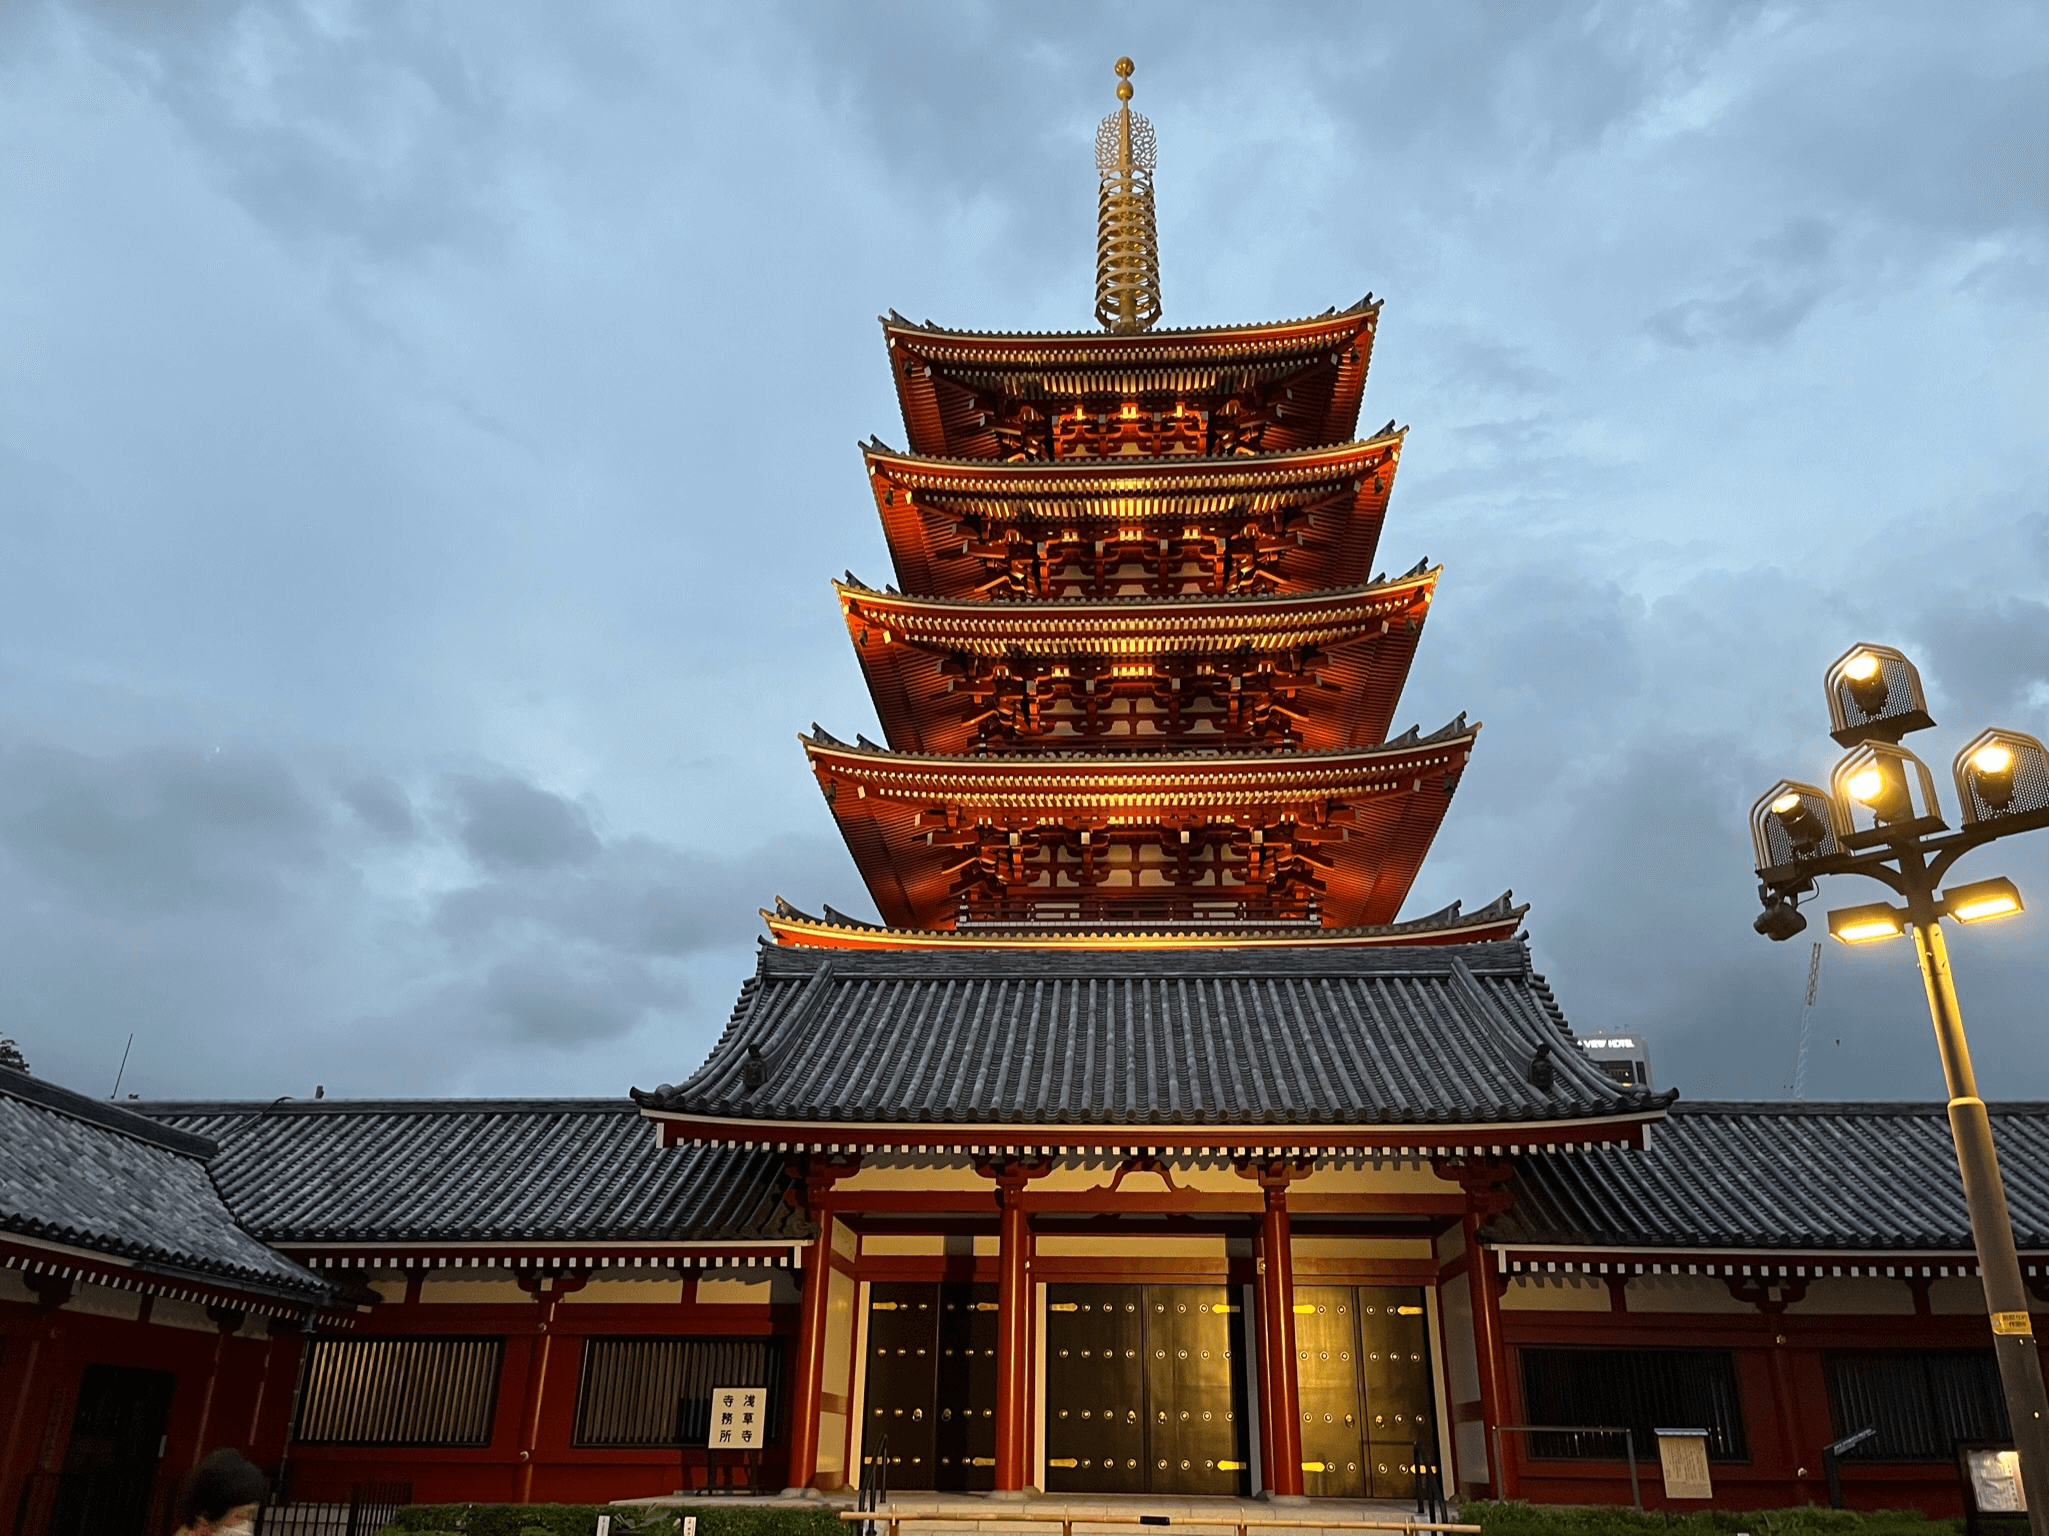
[800, 717, 1476, 932]
[865, 432, 1404, 600]
[836, 567, 1435, 755]
[884, 301, 1380, 460]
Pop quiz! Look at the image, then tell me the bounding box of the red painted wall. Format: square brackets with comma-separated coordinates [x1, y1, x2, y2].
[1, 1297, 304, 1523]
[275, 1286, 800, 1506]
[1498, 1299, 2049, 1515]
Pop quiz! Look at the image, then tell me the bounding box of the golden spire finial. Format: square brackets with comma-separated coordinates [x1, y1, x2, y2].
[1095, 56, 1161, 334]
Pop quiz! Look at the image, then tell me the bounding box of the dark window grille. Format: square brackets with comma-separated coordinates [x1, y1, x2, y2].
[1519, 1347, 1748, 1462]
[294, 1337, 502, 1446]
[1825, 1350, 2009, 1462]
[573, 1337, 783, 1447]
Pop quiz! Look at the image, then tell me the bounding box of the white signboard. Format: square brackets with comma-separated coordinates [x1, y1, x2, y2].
[1656, 1429, 1713, 1500]
[1965, 1448, 2026, 1513]
[710, 1386, 765, 1449]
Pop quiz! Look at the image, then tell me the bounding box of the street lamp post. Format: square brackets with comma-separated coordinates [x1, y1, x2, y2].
[1750, 642, 2049, 1533]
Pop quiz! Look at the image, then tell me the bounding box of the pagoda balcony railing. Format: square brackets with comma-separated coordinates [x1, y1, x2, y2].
[954, 894, 1321, 930]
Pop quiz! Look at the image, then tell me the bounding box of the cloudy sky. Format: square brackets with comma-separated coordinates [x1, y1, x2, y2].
[1, 1, 2042, 1107]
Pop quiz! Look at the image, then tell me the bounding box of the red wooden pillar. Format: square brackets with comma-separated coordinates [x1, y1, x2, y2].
[1464, 1215, 1513, 1499]
[0, 1277, 72, 1521]
[1237, 1158, 1310, 1499]
[784, 1214, 837, 1493]
[1432, 1157, 1519, 1501]
[995, 1187, 1033, 1490]
[1258, 1181, 1303, 1497]
[190, 1307, 246, 1468]
[978, 1156, 1050, 1494]
[785, 1155, 860, 1494]
[513, 1270, 585, 1502]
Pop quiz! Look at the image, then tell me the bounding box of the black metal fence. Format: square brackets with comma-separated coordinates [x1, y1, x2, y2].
[252, 1482, 411, 1536]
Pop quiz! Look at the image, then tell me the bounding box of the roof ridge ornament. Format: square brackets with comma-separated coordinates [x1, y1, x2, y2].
[1095, 57, 1161, 335]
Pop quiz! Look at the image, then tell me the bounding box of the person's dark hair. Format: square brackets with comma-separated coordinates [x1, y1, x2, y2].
[180, 1449, 267, 1524]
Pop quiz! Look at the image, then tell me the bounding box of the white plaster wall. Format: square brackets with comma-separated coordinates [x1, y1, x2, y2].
[1501, 1275, 1609, 1312]
[419, 1276, 530, 1304]
[1292, 1237, 1434, 1260]
[151, 1296, 218, 1332]
[1436, 1277, 1484, 1491]
[562, 1278, 686, 1305]
[698, 1274, 798, 1305]
[1621, 1274, 1760, 1315]
[1036, 1235, 1227, 1257]
[1929, 1276, 1989, 1314]
[64, 1281, 142, 1321]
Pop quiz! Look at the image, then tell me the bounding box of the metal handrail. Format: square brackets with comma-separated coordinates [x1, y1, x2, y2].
[838, 1510, 1478, 1536]
[1488, 1423, 1641, 1512]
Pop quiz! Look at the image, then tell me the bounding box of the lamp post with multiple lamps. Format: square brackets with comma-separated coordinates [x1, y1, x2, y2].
[1750, 642, 2049, 1530]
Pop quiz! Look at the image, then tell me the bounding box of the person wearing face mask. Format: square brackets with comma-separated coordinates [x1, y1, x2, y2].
[172, 1449, 268, 1536]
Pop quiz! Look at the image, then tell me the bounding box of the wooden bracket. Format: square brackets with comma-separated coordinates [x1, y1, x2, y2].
[1431, 1156, 1517, 1218]
[783, 1151, 863, 1217]
[1106, 1153, 1183, 1196]
[1725, 1275, 1810, 1315]
[975, 1154, 1056, 1211]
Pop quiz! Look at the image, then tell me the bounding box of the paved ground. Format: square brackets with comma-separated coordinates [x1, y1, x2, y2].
[614, 1488, 1466, 1535]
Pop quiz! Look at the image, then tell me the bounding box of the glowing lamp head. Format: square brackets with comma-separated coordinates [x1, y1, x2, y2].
[1766, 790, 1829, 855]
[1944, 877, 2024, 925]
[1971, 743, 2013, 775]
[1838, 650, 1890, 715]
[1967, 741, 2017, 811]
[1828, 902, 1905, 944]
[1952, 892, 2021, 923]
[1846, 766, 1887, 805]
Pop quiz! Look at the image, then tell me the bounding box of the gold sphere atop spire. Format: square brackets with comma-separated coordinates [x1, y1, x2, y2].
[1095, 56, 1161, 334]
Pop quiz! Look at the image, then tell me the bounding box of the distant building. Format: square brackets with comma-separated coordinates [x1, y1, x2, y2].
[1576, 1033, 1653, 1091]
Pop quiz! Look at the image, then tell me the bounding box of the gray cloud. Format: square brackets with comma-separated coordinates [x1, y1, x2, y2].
[447, 774, 600, 870]
[0, 0, 2040, 1106]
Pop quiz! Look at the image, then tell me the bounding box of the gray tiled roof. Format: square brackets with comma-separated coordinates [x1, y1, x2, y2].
[1487, 1100, 2049, 1253]
[135, 1097, 809, 1247]
[0, 1068, 328, 1303]
[633, 941, 1671, 1128]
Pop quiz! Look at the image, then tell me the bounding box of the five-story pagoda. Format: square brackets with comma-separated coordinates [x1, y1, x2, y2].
[771, 59, 1517, 952]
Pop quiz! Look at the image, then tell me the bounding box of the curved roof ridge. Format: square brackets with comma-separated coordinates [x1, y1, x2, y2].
[863, 427, 1405, 475]
[880, 298, 1378, 344]
[833, 568, 1437, 614]
[800, 718, 1477, 766]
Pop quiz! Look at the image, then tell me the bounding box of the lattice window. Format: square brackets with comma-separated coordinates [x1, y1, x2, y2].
[1518, 1347, 1748, 1463]
[573, 1337, 783, 1447]
[1825, 1350, 2009, 1462]
[295, 1337, 502, 1446]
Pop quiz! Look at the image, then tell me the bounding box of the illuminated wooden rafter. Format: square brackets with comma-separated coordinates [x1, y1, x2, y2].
[884, 301, 1381, 460]
[865, 433, 1404, 600]
[836, 568, 1436, 755]
[801, 719, 1477, 932]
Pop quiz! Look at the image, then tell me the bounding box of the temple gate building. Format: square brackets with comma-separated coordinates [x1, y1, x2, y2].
[3, 62, 2044, 1532]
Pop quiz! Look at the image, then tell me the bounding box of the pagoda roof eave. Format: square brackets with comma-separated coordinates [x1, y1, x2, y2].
[803, 723, 1478, 931]
[862, 430, 1403, 492]
[835, 568, 1436, 636]
[762, 891, 1527, 951]
[800, 718, 1477, 781]
[879, 297, 1379, 354]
